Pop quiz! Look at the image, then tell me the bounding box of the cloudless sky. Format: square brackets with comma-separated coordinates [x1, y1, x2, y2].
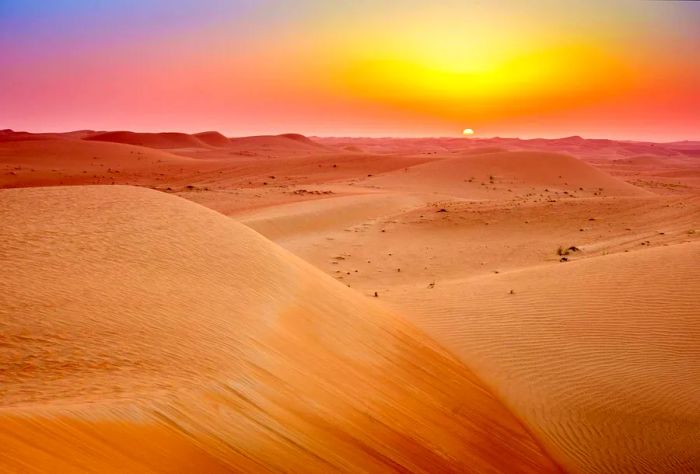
[1, 0, 699, 139]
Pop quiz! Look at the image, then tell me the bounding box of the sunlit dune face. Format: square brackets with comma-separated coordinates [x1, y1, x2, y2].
[463, 128, 475, 136]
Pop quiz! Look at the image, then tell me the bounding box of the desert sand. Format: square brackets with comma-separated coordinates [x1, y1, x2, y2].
[390, 243, 700, 472]
[0, 185, 557, 473]
[1, 129, 699, 472]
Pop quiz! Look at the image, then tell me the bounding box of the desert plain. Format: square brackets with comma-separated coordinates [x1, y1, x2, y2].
[1, 129, 699, 472]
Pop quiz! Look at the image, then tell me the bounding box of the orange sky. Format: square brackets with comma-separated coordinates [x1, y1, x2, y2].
[1, 1, 699, 140]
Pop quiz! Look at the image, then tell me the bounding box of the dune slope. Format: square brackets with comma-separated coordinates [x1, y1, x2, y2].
[390, 243, 700, 472]
[194, 131, 232, 147]
[363, 151, 649, 198]
[0, 186, 558, 473]
[0, 139, 194, 188]
[228, 134, 329, 154]
[85, 131, 209, 149]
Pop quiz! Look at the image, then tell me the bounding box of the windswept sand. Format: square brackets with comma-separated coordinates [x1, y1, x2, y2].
[389, 244, 700, 472]
[2, 131, 699, 471]
[0, 185, 558, 473]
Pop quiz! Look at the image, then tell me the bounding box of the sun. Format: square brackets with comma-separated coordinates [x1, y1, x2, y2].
[462, 128, 475, 136]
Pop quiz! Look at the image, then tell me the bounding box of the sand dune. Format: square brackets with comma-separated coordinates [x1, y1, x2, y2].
[228, 134, 331, 154]
[194, 131, 233, 147]
[2, 132, 699, 472]
[389, 243, 700, 472]
[0, 129, 52, 142]
[0, 129, 82, 143]
[0, 139, 194, 188]
[85, 131, 210, 149]
[278, 133, 328, 147]
[0, 185, 558, 473]
[0, 137, 435, 215]
[361, 151, 649, 199]
[663, 141, 700, 156]
[315, 136, 694, 162]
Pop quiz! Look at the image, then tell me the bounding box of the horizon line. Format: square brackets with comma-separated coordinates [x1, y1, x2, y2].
[3, 127, 699, 144]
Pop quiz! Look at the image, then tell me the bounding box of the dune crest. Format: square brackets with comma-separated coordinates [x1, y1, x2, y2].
[194, 131, 232, 147]
[0, 185, 558, 473]
[85, 131, 210, 149]
[228, 134, 330, 153]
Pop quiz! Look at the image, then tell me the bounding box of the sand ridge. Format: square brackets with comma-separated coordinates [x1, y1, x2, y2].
[85, 131, 213, 149]
[194, 131, 233, 147]
[0, 185, 559, 473]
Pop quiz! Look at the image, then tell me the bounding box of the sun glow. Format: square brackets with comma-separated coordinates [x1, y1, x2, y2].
[335, 42, 630, 124]
[1, 0, 698, 138]
[463, 128, 474, 136]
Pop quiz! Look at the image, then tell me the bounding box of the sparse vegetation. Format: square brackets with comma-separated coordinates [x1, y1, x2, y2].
[291, 189, 333, 196]
[557, 245, 581, 256]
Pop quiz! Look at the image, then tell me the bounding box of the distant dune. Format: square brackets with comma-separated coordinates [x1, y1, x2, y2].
[452, 151, 649, 193]
[314, 136, 694, 160]
[85, 131, 210, 149]
[194, 131, 232, 147]
[229, 134, 329, 153]
[0, 129, 69, 142]
[278, 133, 327, 147]
[362, 150, 649, 198]
[0, 185, 558, 473]
[392, 243, 700, 472]
[0, 135, 435, 192]
[664, 140, 700, 152]
[0, 139, 193, 188]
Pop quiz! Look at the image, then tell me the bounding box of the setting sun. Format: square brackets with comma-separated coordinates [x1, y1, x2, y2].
[463, 128, 475, 136]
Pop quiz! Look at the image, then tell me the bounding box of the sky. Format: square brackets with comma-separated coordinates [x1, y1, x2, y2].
[1, 0, 699, 140]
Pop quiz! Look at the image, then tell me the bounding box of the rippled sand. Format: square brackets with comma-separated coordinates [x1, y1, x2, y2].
[0, 186, 558, 473]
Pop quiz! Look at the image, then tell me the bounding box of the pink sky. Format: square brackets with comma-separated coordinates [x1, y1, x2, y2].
[1, 1, 699, 140]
